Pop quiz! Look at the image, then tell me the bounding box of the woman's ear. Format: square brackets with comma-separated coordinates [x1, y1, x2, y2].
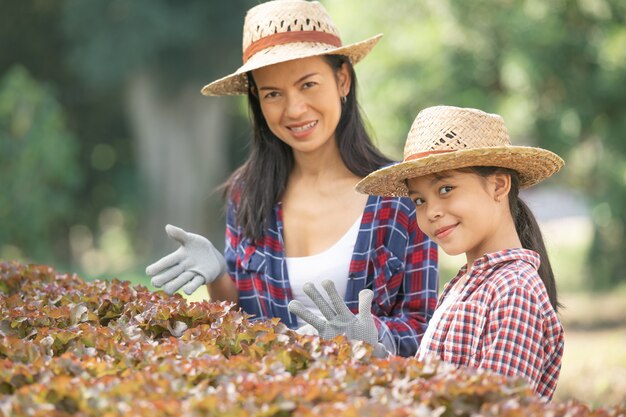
[337, 63, 352, 97]
[492, 172, 512, 202]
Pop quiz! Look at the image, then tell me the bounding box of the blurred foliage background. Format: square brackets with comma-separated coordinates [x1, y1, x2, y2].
[1, 0, 625, 405]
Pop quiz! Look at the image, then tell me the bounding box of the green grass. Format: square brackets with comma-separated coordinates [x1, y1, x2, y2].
[555, 288, 626, 407]
[555, 324, 626, 406]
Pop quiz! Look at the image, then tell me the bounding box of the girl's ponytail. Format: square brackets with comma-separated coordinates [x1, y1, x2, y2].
[510, 185, 560, 312]
[472, 167, 561, 312]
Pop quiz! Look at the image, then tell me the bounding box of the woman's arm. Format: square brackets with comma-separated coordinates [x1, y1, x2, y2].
[215, 190, 242, 306]
[207, 272, 239, 305]
[369, 197, 439, 357]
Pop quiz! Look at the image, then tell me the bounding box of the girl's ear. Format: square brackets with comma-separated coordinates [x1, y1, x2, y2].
[337, 63, 352, 96]
[492, 171, 512, 202]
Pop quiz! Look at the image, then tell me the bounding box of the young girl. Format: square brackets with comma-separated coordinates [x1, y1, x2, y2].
[145, 0, 439, 358]
[353, 105, 565, 400]
[290, 106, 563, 399]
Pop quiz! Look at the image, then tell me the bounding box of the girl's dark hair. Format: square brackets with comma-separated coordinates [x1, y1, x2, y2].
[224, 54, 392, 242]
[471, 166, 561, 312]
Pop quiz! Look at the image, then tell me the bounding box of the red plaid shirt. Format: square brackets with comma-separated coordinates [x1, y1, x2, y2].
[419, 249, 563, 400]
[225, 192, 439, 357]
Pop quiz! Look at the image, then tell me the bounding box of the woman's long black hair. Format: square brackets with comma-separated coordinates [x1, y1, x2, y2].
[224, 55, 392, 242]
[471, 166, 561, 312]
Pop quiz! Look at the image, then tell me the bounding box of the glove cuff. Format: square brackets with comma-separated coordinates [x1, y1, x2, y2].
[372, 342, 390, 359]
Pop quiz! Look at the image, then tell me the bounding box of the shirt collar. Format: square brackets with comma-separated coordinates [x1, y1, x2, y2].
[469, 248, 540, 272]
[445, 248, 540, 297]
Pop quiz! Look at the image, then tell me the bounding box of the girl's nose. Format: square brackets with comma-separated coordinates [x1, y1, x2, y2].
[426, 202, 443, 222]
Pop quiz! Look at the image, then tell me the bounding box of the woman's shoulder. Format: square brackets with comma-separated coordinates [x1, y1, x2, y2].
[225, 174, 245, 205]
[365, 194, 416, 214]
[360, 195, 418, 241]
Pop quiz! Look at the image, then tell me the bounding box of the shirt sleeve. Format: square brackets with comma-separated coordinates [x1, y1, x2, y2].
[477, 285, 548, 398]
[372, 199, 439, 357]
[224, 193, 241, 282]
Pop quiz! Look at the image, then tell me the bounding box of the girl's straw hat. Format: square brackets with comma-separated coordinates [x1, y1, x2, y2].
[356, 106, 564, 197]
[201, 0, 382, 96]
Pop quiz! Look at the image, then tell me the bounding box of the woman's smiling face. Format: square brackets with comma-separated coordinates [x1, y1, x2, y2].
[251, 56, 350, 155]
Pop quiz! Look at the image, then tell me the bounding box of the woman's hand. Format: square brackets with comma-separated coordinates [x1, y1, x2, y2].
[146, 224, 227, 295]
[288, 280, 388, 358]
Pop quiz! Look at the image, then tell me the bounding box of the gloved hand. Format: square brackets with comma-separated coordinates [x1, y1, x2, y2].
[288, 280, 388, 358]
[146, 224, 226, 295]
[295, 323, 319, 336]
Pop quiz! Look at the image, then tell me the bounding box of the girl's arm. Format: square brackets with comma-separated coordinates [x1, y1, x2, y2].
[478, 285, 563, 400]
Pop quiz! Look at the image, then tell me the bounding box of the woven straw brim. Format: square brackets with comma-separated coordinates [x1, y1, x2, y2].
[201, 34, 382, 96]
[356, 146, 564, 197]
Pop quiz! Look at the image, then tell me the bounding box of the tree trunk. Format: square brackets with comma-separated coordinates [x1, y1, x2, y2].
[125, 72, 229, 259]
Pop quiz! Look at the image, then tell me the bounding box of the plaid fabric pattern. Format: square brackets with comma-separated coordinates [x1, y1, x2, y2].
[419, 248, 564, 400]
[225, 193, 439, 357]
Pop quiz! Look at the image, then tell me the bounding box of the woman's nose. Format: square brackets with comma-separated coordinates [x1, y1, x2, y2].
[285, 93, 307, 118]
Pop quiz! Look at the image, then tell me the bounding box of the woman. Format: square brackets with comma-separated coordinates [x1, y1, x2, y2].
[146, 0, 438, 357]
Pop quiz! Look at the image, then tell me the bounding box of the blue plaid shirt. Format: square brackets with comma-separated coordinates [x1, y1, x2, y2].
[225, 193, 439, 357]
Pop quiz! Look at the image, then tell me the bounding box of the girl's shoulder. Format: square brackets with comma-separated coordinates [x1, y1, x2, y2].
[475, 249, 543, 295]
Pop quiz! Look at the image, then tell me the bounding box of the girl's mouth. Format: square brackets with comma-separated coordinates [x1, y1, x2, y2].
[434, 223, 457, 239]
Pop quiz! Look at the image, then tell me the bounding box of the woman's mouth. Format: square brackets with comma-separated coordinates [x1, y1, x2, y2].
[288, 120, 318, 136]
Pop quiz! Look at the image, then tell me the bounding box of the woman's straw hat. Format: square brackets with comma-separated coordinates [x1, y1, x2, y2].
[201, 0, 382, 96]
[356, 106, 564, 197]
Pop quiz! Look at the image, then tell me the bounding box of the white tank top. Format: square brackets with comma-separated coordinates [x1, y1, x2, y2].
[287, 215, 362, 326]
[417, 288, 462, 360]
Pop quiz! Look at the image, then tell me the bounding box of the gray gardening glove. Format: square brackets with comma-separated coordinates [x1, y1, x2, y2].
[295, 323, 319, 336]
[288, 280, 388, 358]
[146, 224, 226, 295]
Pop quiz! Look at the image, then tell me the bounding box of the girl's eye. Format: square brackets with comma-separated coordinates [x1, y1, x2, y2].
[439, 185, 453, 195]
[413, 197, 425, 206]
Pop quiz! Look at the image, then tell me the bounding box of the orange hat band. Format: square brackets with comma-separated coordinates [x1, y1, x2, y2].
[242, 31, 342, 64]
[405, 149, 455, 161]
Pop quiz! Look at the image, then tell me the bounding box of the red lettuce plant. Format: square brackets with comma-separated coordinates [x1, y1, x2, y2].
[1, 262, 624, 417]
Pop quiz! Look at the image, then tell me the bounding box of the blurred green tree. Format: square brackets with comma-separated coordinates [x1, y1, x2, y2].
[329, 0, 626, 289]
[0, 0, 253, 276]
[0, 66, 81, 263]
[62, 0, 255, 263]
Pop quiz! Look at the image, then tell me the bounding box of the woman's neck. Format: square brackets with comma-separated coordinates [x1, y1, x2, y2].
[291, 140, 355, 183]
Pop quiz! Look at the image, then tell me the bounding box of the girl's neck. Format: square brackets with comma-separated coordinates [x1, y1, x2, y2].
[465, 218, 522, 267]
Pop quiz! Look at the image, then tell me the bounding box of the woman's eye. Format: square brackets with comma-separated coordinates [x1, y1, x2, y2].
[439, 185, 453, 195]
[263, 91, 280, 99]
[302, 81, 317, 89]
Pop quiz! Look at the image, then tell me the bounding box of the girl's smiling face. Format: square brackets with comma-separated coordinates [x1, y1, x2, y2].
[407, 169, 516, 264]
